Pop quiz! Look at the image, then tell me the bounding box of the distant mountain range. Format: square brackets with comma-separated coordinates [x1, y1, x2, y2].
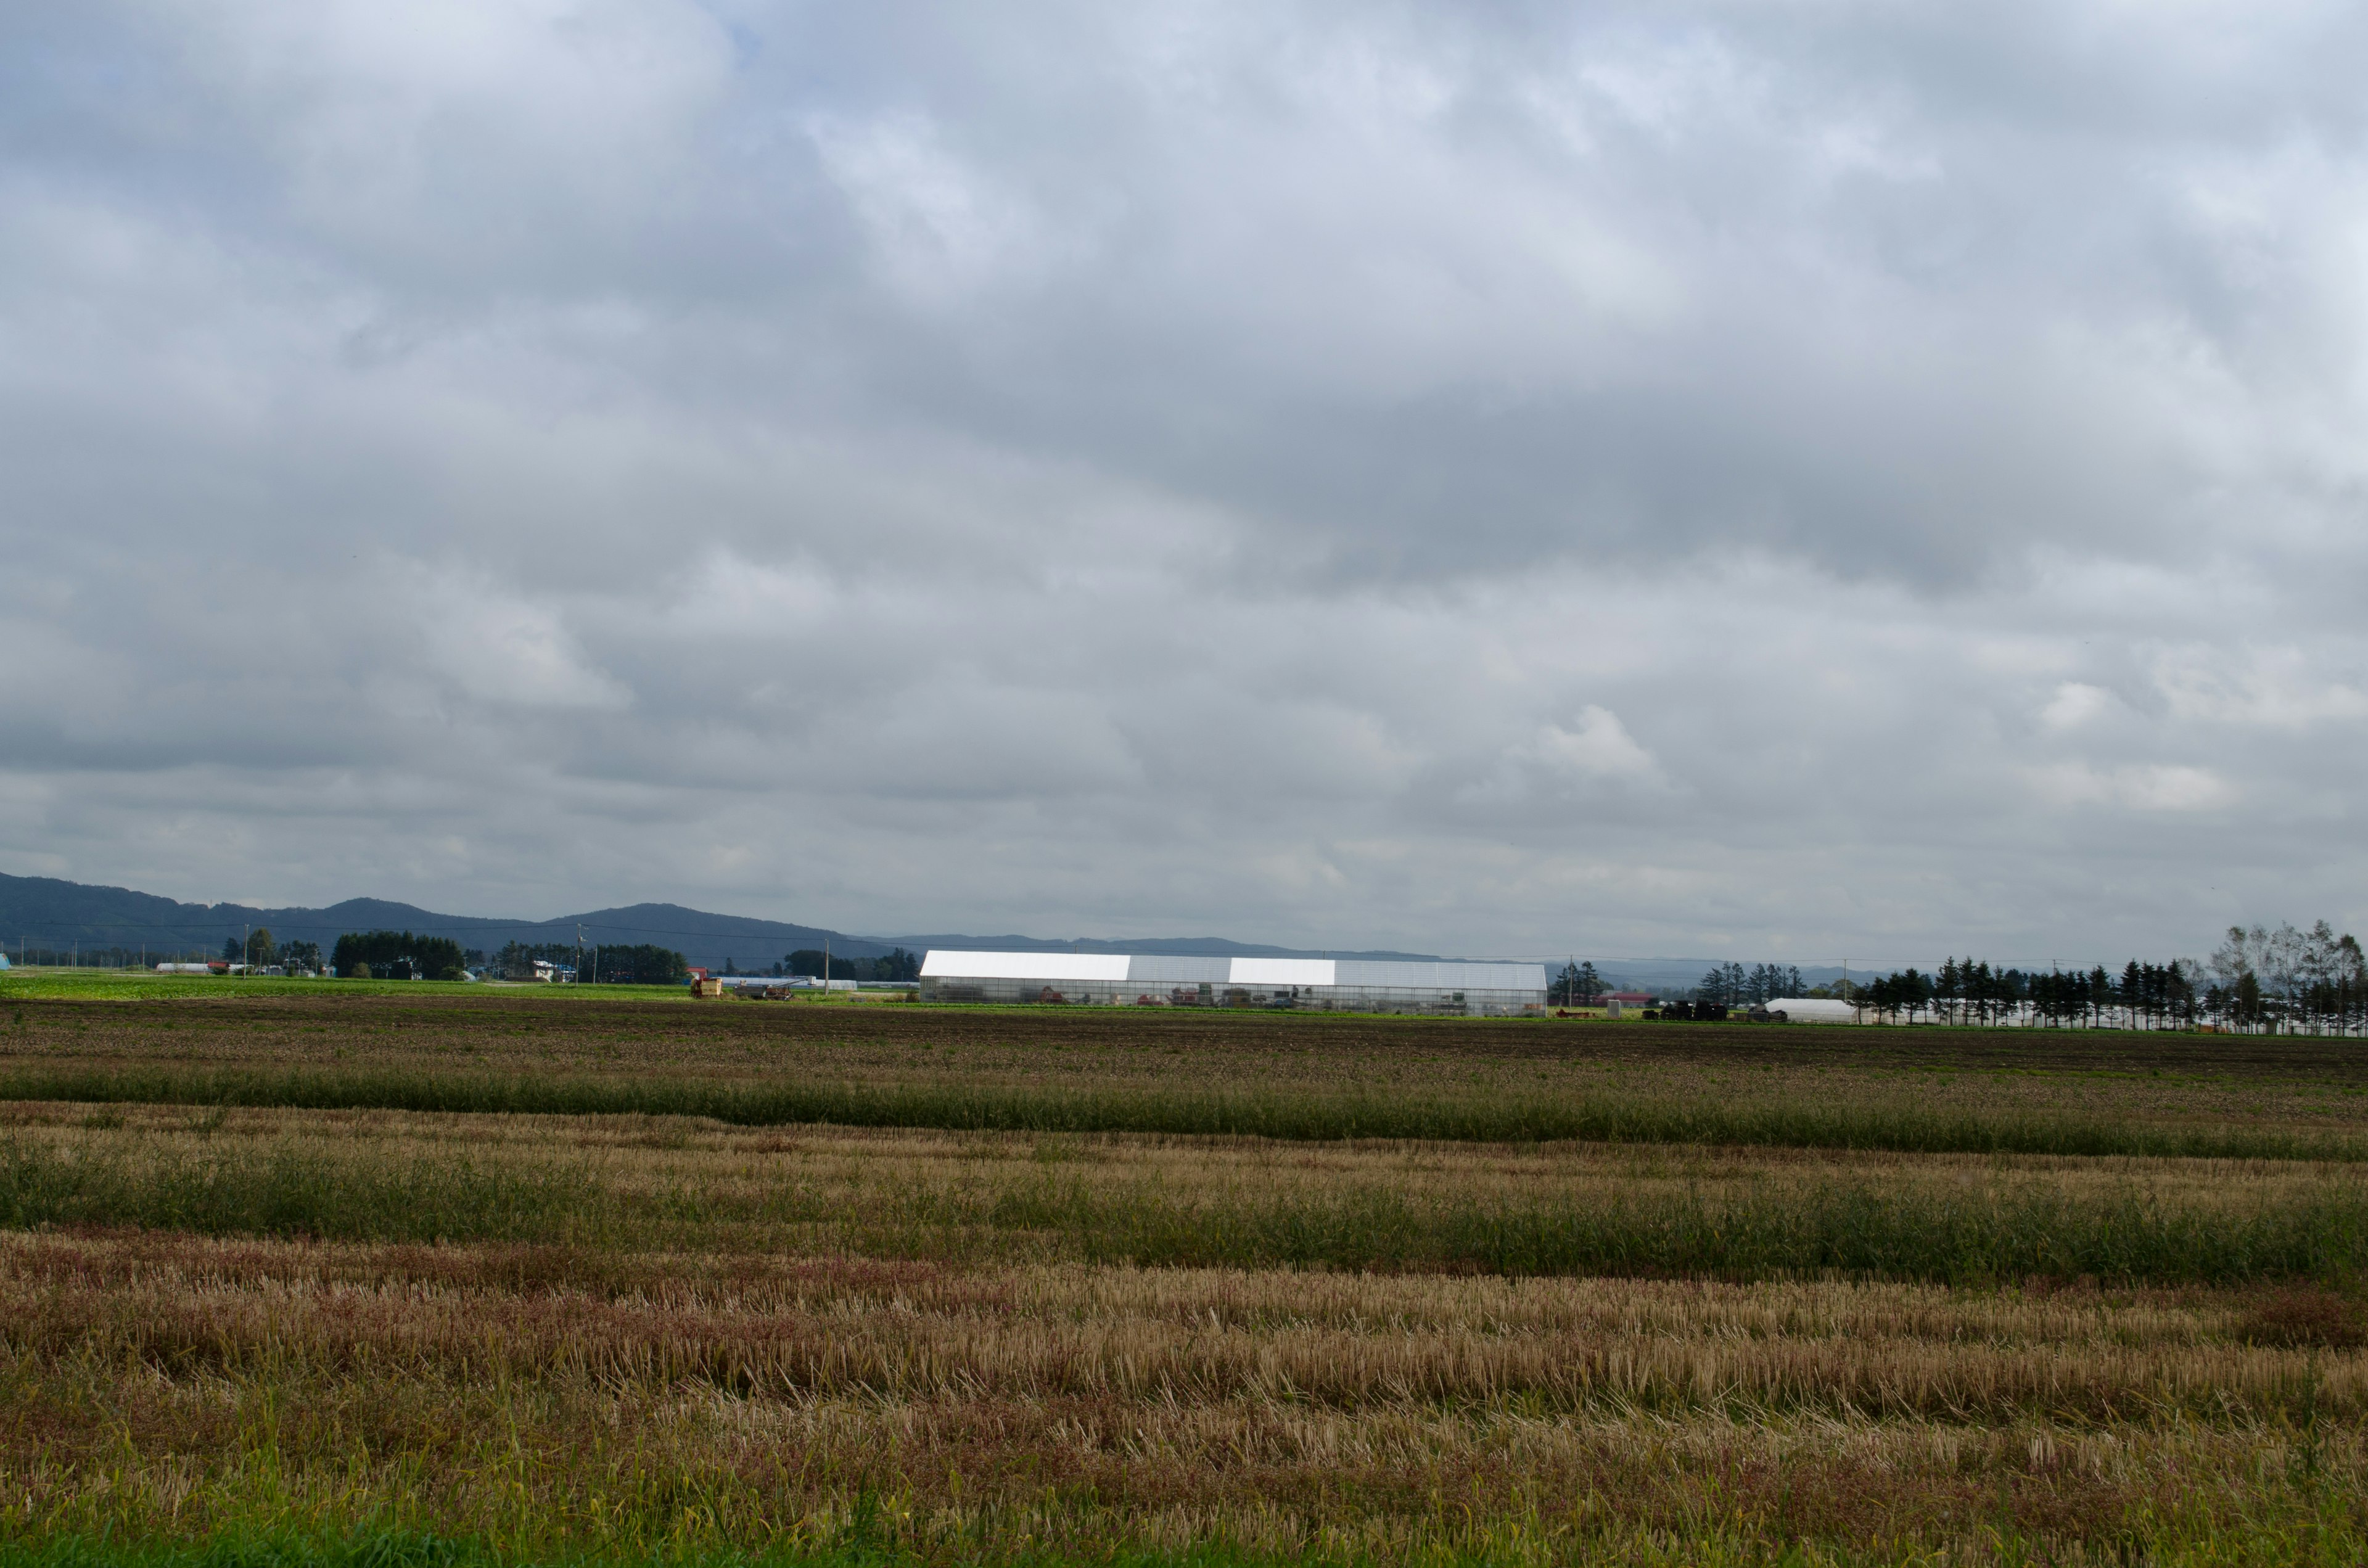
[0, 872, 1883, 985]
[0, 872, 1442, 971]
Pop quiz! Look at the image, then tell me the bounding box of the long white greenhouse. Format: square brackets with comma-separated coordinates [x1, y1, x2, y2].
[918, 951, 1548, 1016]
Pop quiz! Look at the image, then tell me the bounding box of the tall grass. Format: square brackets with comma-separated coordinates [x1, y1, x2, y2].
[0, 1138, 580, 1244]
[14, 1515, 2354, 1568]
[7, 1225, 2368, 1566]
[988, 1174, 2368, 1285]
[6, 1130, 2362, 1284]
[0, 1532, 1526, 1568]
[0, 1527, 1460, 1568]
[1, 1063, 2357, 1161]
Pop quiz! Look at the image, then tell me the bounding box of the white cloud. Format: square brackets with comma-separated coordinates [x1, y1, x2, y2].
[1529, 707, 1663, 784]
[2155, 646, 2368, 728]
[4, 0, 2368, 960]
[1455, 706, 1663, 807]
[2025, 762, 2236, 814]
[421, 581, 629, 710]
[808, 110, 1048, 302]
[2040, 682, 2116, 730]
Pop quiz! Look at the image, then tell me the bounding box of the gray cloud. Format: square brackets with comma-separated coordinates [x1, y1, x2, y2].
[2, 0, 2366, 962]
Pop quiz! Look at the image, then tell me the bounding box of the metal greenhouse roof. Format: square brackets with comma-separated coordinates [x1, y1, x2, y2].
[920, 950, 1545, 991]
[1334, 960, 1545, 991]
[918, 951, 1130, 982]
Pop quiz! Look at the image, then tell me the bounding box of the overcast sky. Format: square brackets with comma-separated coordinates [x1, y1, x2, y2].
[3, 1, 2364, 964]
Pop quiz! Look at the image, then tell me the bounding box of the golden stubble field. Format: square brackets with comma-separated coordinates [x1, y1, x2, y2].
[7, 1213, 2367, 1563]
[1, 990, 2366, 1564]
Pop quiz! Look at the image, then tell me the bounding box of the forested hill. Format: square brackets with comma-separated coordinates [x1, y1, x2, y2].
[0, 875, 882, 969]
[0, 872, 1443, 971]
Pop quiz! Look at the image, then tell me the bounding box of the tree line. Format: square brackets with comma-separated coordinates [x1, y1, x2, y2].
[1843, 921, 2367, 1033]
[1550, 960, 1806, 1007]
[488, 941, 689, 985]
[781, 947, 921, 982]
[1695, 963, 1806, 1006]
[1846, 960, 2197, 1028]
[331, 931, 468, 981]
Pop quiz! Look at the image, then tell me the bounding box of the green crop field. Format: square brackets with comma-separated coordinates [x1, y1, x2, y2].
[1, 988, 2365, 1565]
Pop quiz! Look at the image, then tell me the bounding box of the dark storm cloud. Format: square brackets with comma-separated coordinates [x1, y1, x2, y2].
[2, 0, 2365, 959]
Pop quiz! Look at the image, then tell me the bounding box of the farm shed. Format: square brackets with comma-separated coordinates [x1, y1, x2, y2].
[918, 951, 1548, 1016]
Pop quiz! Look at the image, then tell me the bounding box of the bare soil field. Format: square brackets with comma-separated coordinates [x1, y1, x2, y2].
[0, 988, 2365, 1565]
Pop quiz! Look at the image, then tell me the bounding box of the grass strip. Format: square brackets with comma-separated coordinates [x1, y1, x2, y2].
[0, 1138, 582, 1246]
[0, 1063, 2358, 1162]
[9, 1480, 2368, 1568]
[7, 1519, 2366, 1568]
[0, 1514, 2253, 1568]
[990, 1175, 2368, 1286]
[6, 1135, 2365, 1284]
[0, 1544, 1468, 1568]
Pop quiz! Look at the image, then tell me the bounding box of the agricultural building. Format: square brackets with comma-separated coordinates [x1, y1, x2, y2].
[918, 951, 1548, 1016]
[1765, 996, 1859, 1023]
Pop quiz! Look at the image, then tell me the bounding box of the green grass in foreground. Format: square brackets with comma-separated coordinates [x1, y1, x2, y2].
[4, 1133, 2364, 1284]
[0, 1531, 1350, 1568]
[6, 1507, 2368, 1568]
[2, 1061, 2359, 1162]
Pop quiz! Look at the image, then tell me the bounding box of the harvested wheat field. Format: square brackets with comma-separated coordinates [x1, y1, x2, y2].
[1, 987, 2366, 1565]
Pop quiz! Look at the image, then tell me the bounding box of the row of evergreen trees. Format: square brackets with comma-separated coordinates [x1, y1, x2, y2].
[1550, 960, 1807, 1006]
[1846, 922, 2368, 1033]
[1849, 959, 2200, 1028]
[1543, 920, 2364, 1033]
[1696, 963, 1807, 1006]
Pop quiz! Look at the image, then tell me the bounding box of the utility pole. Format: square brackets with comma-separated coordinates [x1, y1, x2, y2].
[577, 924, 585, 985]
